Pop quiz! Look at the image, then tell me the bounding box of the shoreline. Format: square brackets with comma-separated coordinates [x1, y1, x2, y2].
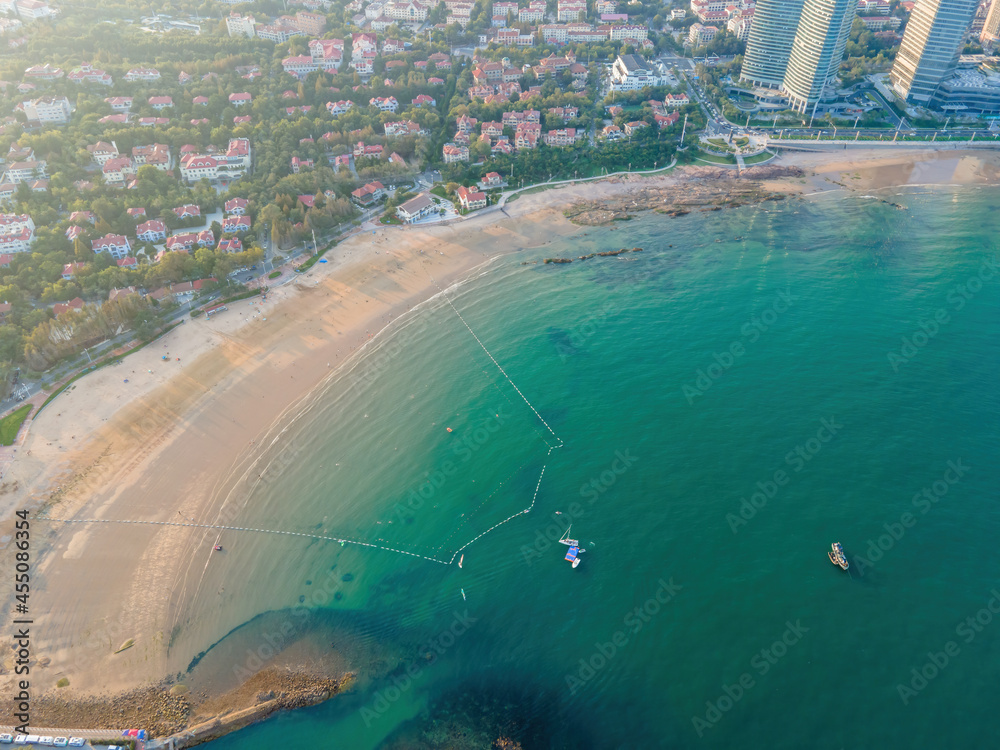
[2, 147, 998, 740]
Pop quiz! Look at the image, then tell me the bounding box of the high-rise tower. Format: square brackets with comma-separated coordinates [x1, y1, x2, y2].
[890, 0, 980, 104]
[740, 0, 858, 113]
[740, 0, 805, 88]
[980, 0, 1000, 48]
[783, 0, 860, 113]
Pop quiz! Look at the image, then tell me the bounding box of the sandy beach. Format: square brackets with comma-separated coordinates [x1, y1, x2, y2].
[2, 147, 998, 735]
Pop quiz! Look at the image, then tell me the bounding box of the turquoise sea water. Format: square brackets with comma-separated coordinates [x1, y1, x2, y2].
[203, 187, 999, 749]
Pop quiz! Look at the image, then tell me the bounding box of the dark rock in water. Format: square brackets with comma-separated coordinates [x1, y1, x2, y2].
[299, 595, 305, 603]
[543, 257, 572, 264]
[334, 592, 344, 601]
[305, 580, 312, 585]
[342, 573, 354, 582]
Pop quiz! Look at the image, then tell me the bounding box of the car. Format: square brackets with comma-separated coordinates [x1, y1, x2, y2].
[0, 735, 12, 744]
[68, 741, 86, 748]
[53, 740, 68, 748]
[249, 265, 257, 270]
[12, 737, 25, 746]
[38, 737, 55, 746]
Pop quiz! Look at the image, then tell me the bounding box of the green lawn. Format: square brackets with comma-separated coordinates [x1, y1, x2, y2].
[743, 151, 775, 164]
[0, 404, 32, 446]
[695, 150, 737, 165]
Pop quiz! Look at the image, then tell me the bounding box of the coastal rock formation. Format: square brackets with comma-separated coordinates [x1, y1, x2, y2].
[563, 166, 803, 226]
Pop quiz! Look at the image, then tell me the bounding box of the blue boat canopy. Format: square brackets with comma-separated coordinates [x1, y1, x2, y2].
[565, 546, 578, 562]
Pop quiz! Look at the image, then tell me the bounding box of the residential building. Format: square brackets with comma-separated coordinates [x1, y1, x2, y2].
[173, 204, 201, 219]
[53, 298, 85, 316]
[105, 96, 133, 112]
[226, 12, 256, 37]
[687, 22, 718, 45]
[126, 208, 146, 218]
[222, 215, 251, 233]
[23, 64, 62, 80]
[781, 0, 859, 113]
[0, 213, 34, 253]
[136, 219, 167, 242]
[218, 238, 243, 253]
[981, 0, 1000, 47]
[443, 143, 470, 162]
[3, 160, 46, 184]
[125, 67, 161, 82]
[327, 99, 354, 116]
[283, 55, 319, 76]
[92, 234, 131, 260]
[68, 64, 112, 86]
[229, 92, 252, 106]
[370, 96, 400, 111]
[740, 0, 804, 88]
[255, 22, 303, 43]
[397, 193, 436, 222]
[148, 96, 173, 110]
[384, 0, 429, 21]
[61, 261, 85, 280]
[102, 156, 137, 186]
[481, 171, 504, 188]
[350, 181, 386, 205]
[665, 93, 690, 107]
[225, 197, 249, 215]
[456, 185, 488, 210]
[15, 0, 52, 19]
[165, 233, 197, 252]
[309, 39, 344, 69]
[20, 96, 72, 125]
[890, 0, 980, 104]
[623, 120, 648, 135]
[385, 120, 422, 136]
[543, 128, 578, 146]
[294, 10, 327, 34]
[132, 143, 171, 170]
[610, 54, 666, 91]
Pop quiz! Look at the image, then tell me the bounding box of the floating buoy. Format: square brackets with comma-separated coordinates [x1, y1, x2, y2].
[446, 427, 453, 432]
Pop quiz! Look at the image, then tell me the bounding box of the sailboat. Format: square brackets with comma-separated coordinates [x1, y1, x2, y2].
[559, 525, 584, 569]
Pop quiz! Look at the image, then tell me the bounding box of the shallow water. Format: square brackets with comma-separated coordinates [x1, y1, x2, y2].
[203, 187, 1000, 749]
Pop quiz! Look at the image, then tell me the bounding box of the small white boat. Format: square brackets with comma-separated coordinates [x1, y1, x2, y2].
[461, 588, 466, 600]
[458, 554, 464, 569]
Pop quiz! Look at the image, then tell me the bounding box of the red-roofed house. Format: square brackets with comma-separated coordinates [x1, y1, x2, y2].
[222, 215, 251, 233]
[127, 207, 146, 217]
[53, 297, 85, 316]
[172, 204, 200, 219]
[165, 233, 197, 252]
[61, 262, 86, 280]
[148, 96, 173, 110]
[350, 181, 385, 206]
[92, 234, 131, 260]
[229, 92, 252, 106]
[136, 219, 167, 242]
[412, 94, 436, 107]
[456, 186, 487, 210]
[218, 238, 243, 253]
[225, 197, 249, 215]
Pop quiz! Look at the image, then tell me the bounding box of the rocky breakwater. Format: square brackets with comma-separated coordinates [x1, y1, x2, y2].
[169, 668, 354, 748]
[563, 166, 804, 226]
